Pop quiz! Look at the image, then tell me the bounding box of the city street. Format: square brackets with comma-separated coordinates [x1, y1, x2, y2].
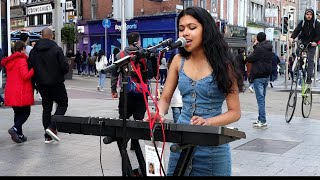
[1, 74, 320, 176]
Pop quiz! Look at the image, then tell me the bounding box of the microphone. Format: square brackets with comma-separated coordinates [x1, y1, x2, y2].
[161, 37, 187, 53]
[147, 38, 173, 51]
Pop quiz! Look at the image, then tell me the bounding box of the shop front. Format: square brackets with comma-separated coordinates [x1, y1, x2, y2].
[224, 25, 247, 55]
[77, 13, 178, 60]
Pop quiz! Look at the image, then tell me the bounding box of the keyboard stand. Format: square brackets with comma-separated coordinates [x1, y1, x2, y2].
[172, 144, 195, 176]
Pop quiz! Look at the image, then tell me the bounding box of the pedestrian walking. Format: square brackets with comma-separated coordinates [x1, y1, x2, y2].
[1, 41, 34, 143]
[146, 6, 244, 176]
[81, 51, 88, 76]
[288, 53, 296, 81]
[246, 32, 273, 128]
[235, 48, 246, 83]
[270, 52, 280, 88]
[75, 49, 82, 75]
[159, 56, 168, 89]
[28, 28, 69, 144]
[87, 52, 95, 76]
[20, 33, 33, 56]
[95, 49, 108, 92]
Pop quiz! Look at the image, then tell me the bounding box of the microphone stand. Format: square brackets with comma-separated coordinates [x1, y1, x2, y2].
[106, 54, 133, 176]
[116, 53, 144, 177]
[104, 42, 171, 176]
[121, 68, 129, 177]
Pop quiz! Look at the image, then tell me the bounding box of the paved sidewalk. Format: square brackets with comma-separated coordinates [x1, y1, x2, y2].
[268, 72, 320, 94]
[0, 75, 320, 176]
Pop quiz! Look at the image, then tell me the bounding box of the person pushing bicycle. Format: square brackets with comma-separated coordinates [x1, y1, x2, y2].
[289, 8, 320, 84]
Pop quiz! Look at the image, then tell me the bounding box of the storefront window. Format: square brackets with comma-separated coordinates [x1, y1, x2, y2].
[46, 13, 52, 25]
[142, 37, 163, 49]
[29, 15, 35, 26]
[38, 14, 44, 25]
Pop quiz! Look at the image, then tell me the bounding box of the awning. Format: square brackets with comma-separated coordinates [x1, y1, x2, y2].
[21, 25, 54, 33]
[11, 31, 41, 41]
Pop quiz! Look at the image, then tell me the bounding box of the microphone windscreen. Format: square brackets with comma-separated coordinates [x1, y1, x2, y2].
[177, 37, 187, 48]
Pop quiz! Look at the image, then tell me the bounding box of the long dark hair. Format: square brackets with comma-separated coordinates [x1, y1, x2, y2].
[98, 49, 105, 62]
[177, 7, 244, 94]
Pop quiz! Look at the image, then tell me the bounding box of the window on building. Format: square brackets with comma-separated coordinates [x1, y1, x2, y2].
[142, 37, 163, 49]
[29, 15, 35, 26]
[46, 13, 52, 25]
[199, 0, 206, 9]
[37, 14, 43, 25]
[211, 0, 217, 13]
[91, 0, 97, 20]
[11, 0, 20, 6]
[249, 2, 263, 22]
[277, 5, 280, 26]
[183, 0, 193, 8]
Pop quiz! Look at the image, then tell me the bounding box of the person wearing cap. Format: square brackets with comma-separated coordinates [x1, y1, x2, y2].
[246, 32, 273, 128]
[289, 8, 320, 84]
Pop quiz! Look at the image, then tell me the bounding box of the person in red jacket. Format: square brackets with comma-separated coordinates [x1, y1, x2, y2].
[1, 41, 34, 143]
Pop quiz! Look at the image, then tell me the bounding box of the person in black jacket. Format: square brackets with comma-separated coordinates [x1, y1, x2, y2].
[74, 49, 82, 75]
[247, 32, 273, 128]
[289, 8, 320, 84]
[28, 28, 69, 144]
[235, 48, 246, 81]
[270, 52, 280, 88]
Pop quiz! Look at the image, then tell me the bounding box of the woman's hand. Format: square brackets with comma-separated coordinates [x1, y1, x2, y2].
[191, 116, 208, 126]
[144, 112, 165, 122]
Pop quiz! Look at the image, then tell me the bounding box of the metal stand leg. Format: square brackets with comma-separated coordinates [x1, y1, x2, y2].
[172, 145, 195, 176]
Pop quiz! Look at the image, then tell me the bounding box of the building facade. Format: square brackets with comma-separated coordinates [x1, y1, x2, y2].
[77, 0, 248, 57]
[10, 0, 76, 33]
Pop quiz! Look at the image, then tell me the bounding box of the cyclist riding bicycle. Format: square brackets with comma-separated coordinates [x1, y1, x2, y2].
[289, 8, 320, 84]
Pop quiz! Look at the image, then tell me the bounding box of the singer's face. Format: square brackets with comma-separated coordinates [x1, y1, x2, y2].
[178, 15, 203, 52]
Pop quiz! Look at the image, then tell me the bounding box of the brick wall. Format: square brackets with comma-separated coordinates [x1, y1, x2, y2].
[82, 0, 181, 21]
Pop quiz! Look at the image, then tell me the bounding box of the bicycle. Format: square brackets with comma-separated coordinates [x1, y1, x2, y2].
[285, 40, 313, 123]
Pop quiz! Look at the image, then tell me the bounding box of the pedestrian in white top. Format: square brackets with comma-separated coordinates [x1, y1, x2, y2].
[95, 49, 108, 92]
[159, 56, 167, 89]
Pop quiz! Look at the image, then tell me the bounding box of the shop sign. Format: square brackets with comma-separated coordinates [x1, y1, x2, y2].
[225, 25, 246, 38]
[27, 4, 52, 15]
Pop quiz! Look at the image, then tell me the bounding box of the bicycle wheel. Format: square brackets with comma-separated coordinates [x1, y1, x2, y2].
[285, 68, 299, 123]
[302, 87, 312, 118]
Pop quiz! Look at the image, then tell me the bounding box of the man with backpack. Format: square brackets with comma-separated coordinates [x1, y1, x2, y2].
[289, 8, 320, 84]
[110, 32, 150, 150]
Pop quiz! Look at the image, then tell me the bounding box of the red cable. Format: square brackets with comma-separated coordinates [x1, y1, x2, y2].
[129, 53, 167, 176]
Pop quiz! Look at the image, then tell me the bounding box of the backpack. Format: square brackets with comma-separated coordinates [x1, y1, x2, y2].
[88, 56, 95, 66]
[119, 51, 150, 95]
